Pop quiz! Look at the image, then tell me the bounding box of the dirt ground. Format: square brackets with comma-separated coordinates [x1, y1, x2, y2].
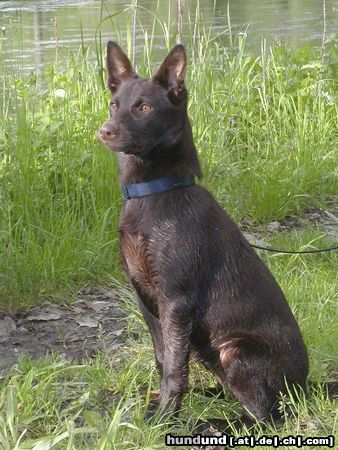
[241, 201, 338, 245]
[0, 285, 127, 375]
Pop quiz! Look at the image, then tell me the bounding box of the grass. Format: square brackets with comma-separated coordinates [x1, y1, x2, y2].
[0, 4, 337, 449]
[0, 241, 337, 448]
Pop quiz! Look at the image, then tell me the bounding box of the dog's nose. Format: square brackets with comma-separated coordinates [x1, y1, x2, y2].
[98, 127, 116, 140]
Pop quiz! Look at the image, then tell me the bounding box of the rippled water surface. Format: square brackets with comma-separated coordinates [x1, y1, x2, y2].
[0, 0, 337, 73]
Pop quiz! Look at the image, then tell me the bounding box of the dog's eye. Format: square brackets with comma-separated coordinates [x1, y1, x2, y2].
[110, 102, 119, 112]
[140, 103, 152, 113]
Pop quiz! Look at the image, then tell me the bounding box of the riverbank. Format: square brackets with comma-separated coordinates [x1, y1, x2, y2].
[0, 28, 337, 448]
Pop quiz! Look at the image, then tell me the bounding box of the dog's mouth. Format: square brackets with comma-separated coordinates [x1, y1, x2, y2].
[97, 128, 147, 156]
[97, 129, 120, 151]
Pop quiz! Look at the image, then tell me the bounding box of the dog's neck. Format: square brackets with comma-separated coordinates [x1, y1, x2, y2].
[117, 120, 202, 185]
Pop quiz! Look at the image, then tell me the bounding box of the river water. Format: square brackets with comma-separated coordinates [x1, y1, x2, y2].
[0, 0, 337, 74]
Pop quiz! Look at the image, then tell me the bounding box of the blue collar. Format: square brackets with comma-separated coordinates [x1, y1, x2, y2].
[121, 175, 195, 200]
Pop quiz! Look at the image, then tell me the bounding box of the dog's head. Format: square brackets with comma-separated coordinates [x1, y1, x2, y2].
[98, 42, 188, 158]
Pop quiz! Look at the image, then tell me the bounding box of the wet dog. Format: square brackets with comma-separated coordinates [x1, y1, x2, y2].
[98, 42, 308, 425]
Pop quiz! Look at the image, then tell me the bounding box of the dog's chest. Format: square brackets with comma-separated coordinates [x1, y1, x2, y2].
[119, 230, 156, 291]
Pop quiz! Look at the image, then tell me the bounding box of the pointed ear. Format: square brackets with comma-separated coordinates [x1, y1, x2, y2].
[154, 44, 187, 104]
[106, 41, 134, 93]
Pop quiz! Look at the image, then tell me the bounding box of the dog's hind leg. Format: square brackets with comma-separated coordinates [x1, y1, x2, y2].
[219, 340, 304, 424]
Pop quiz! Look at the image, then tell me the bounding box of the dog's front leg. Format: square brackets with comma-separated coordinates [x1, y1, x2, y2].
[150, 300, 193, 420]
[138, 297, 164, 376]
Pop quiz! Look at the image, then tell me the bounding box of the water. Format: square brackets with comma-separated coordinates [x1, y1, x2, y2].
[0, 0, 337, 74]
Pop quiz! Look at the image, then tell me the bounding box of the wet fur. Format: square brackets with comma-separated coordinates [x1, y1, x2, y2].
[98, 42, 309, 424]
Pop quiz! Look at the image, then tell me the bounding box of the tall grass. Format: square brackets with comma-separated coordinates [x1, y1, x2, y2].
[1, 50, 123, 308]
[0, 7, 337, 309]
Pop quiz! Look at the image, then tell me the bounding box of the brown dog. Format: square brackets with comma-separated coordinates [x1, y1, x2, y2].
[98, 42, 308, 425]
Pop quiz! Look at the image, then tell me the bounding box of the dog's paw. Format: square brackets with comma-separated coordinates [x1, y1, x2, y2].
[144, 399, 180, 424]
[144, 398, 160, 422]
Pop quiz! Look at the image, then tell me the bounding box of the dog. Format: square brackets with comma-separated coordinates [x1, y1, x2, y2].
[97, 42, 309, 426]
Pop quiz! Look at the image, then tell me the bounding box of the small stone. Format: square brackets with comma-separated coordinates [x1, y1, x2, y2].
[74, 317, 98, 328]
[241, 217, 254, 226]
[307, 212, 321, 221]
[267, 221, 281, 232]
[89, 301, 111, 312]
[243, 232, 266, 248]
[25, 311, 61, 321]
[0, 316, 16, 343]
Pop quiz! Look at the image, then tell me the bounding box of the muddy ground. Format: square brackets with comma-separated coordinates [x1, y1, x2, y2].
[241, 202, 338, 245]
[0, 285, 127, 375]
[0, 203, 336, 376]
